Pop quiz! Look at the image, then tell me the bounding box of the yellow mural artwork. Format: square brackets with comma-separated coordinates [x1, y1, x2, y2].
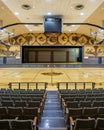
[0, 32, 104, 57]
[84, 46, 104, 57]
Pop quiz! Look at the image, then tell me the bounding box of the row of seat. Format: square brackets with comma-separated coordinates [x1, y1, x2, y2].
[0, 119, 37, 130]
[66, 107, 104, 120]
[0, 107, 40, 120]
[0, 100, 44, 108]
[0, 88, 45, 93]
[0, 97, 43, 102]
[59, 88, 104, 94]
[68, 118, 104, 130]
[63, 101, 104, 108]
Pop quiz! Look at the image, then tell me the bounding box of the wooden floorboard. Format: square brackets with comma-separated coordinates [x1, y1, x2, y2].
[0, 68, 103, 90]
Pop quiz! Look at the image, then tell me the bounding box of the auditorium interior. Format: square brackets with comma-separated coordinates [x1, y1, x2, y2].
[0, 0, 104, 130]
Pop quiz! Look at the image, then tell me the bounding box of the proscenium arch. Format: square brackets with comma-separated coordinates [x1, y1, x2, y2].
[0, 22, 104, 30]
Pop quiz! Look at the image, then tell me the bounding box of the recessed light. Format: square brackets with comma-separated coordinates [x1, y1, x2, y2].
[47, 12, 52, 15]
[25, 25, 28, 27]
[72, 25, 76, 27]
[80, 12, 84, 16]
[14, 12, 19, 16]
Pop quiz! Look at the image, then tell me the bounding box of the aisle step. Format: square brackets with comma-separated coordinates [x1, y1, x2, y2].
[42, 111, 64, 117]
[39, 118, 67, 130]
[38, 90, 67, 130]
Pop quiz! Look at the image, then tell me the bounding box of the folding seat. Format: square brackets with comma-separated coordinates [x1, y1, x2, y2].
[23, 107, 39, 120]
[0, 120, 10, 130]
[83, 107, 98, 119]
[11, 97, 21, 102]
[1, 96, 11, 100]
[92, 101, 104, 107]
[66, 101, 79, 108]
[28, 101, 41, 108]
[70, 118, 95, 130]
[11, 120, 34, 130]
[95, 97, 104, 101]
[74, 97, 85, 102]
[96, 118, 104, 130]
[67, 108, 83, 121]
[8, 107, 23, 119]
[21, 97, 32, 102]
[1, 100, 14, 107]
[98, 107, 104, 118]
[85, 97, 95, 102]
[79, 101, 92, 108]
[0, 107, 8, 119]
[31, 97, 43, 102]
[14, 101, 27, 107]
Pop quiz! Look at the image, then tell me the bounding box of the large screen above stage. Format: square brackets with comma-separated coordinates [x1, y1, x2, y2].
[44, 17, 62, 33]
[22, 46, 82, 63]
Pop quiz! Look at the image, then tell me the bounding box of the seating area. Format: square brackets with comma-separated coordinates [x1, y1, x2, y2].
[59, 88, 104, 130]
[0, 87, 104, 130]
[0, 88, 46, 130]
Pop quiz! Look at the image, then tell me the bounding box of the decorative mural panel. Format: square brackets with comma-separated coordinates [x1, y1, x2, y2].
[8, 33, 96, 46]
[0, 32, 104, 57]
[0, 44, 20, 57]
[84, 46, 104, 57]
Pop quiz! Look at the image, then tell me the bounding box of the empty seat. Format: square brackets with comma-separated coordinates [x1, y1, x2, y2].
[72, 118, 95, 130]
[83, 107, 98, 119]
[8, 107, 23, 119]
[0, 107, 8, 119]
[0, 120, 10, 130]
[79, 101, 92, 108]
[23, 107, 39, 120]
[69, 108, 83, 120]
[66, 101, 79, 108]
[28, 101, 40, 108]
[96, 118, 104, 130]
[98, 107, 104, 118]
[92, 101, 104, 107]
[11, 120, 34, 130]
[1, 100, 14, 107]
[15, 101, 27, 107]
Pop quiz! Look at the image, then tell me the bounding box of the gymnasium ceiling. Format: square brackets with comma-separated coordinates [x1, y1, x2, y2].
[0, 0, 104, 41]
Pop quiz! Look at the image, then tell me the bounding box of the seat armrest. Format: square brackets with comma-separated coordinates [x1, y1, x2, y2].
[15, 117, 19, 120]
[33, 117, 38, 130]
[70, 116, 74, 130]
[66, 107, 69, 114]
[88, 117, 92, 120]
[33, 116, 38, 126]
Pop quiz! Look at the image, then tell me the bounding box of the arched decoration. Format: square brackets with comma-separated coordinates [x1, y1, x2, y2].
[16, 35, 26, 45]
[4, 32, 102, 46]
[79, 35, 88, 45]
[58, 33, 68, 45]
[36, 33, 46, 45]
[69, 33, 79, 45]
[24, 33, 35, 45]
[46, 33, 59, 45]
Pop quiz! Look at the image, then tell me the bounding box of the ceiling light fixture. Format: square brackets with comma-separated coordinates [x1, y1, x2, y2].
[22, 4, 32, 10]
[75, 4, 84, 10]
[80, 12, 84, 16]
[14, 12, 19, 16]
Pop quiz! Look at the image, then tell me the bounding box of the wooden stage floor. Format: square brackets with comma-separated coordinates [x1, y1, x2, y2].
[0, 68, 104, 90]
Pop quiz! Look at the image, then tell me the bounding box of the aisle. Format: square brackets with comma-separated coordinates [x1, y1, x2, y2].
[38, 91, 67, 130]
